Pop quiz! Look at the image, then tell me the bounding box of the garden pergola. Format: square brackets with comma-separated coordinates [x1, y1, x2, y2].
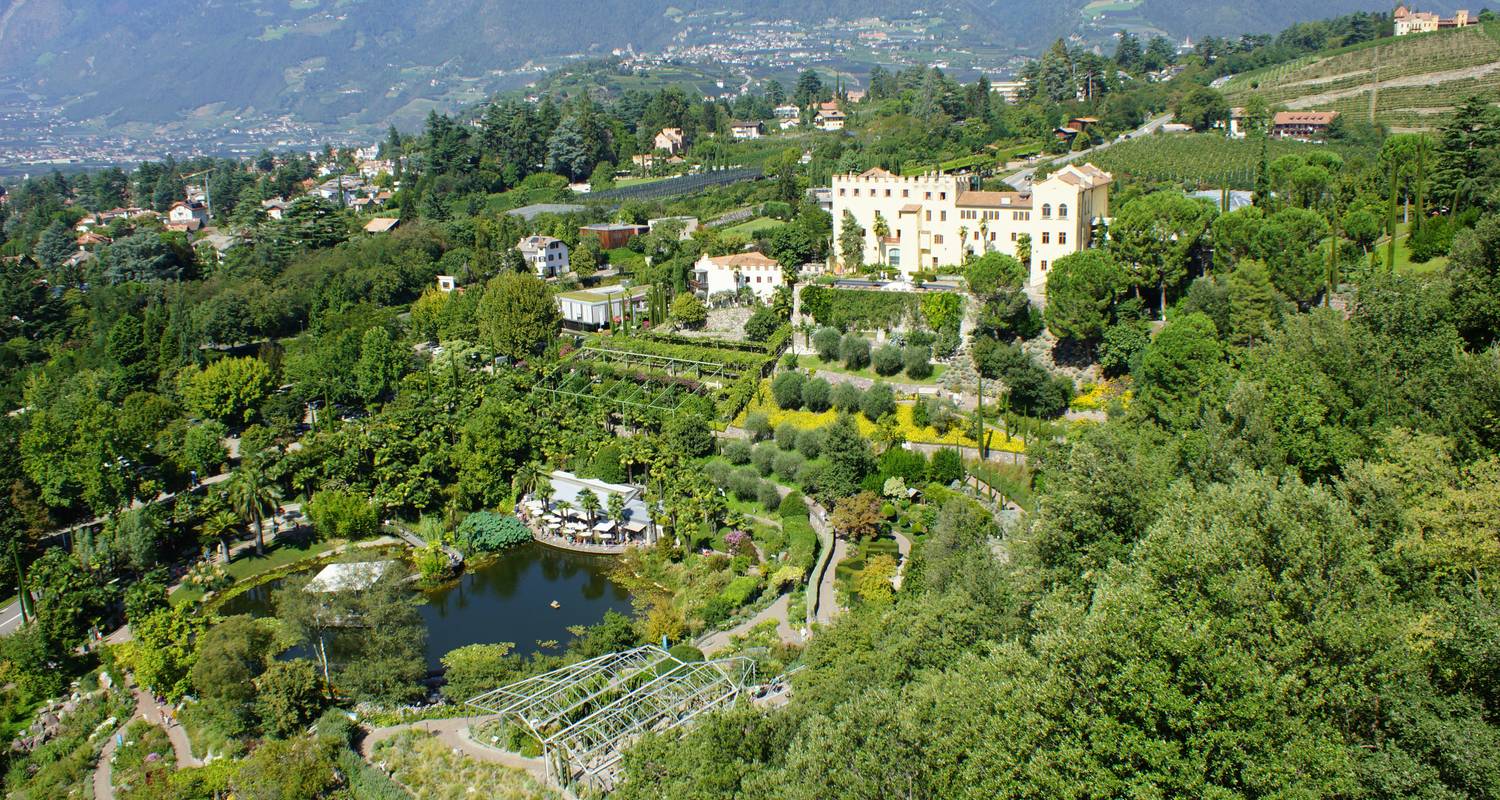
[467, 645, 758, 792]
[533, 346, 738, 416]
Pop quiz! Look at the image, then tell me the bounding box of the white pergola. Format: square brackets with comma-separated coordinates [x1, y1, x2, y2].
[467, 645, 757, 792]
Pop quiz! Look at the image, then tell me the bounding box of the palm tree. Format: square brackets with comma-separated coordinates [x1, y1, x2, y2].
[200, 509, 241, 563]
[577, 489, 600, 525]
[534, 477, 554, 511]
[512, 462, 541, 501]
[554, 500, 574, 521]
[607, 493, 626, 528]
[227, 464, 281, 556]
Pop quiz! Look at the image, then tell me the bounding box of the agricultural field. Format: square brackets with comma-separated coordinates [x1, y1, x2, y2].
[1222, 23, 1500, 130]
[1087, 132, 1373, 189]
[722, 216, 786, 237]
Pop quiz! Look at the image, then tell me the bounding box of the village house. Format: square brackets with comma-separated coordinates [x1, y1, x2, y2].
[1394, 5, 1474, 34]
[774, 104, 801, 119]
[654, 127, 686, 154]
[830, 162, 1112, 287]
[729, 120, 764, 140]
[692, 251, 784, 302]
[1271, 111, 1339, 141]
[168, 200, 208, 226]
[555, 284, 651, 331]
[363, 217, 401, 234]
[262, 198, 288, 220]
[814, 101, 846, 131]
[517, 235, 570, 278]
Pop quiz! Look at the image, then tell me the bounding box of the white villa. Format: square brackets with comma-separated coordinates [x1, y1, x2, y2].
[692, 252, 784, 302]
[556, 284, 651, 330]
[829, 162, 1112, 287]
[517, 235, 570, 278]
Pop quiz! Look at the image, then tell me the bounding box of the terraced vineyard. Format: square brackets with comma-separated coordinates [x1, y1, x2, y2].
[1223, 22, 1500, 130]
[1087, 133, 1372, 190]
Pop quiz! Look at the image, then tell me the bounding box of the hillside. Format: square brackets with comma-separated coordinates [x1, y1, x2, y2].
[1222, 21, 1500, 130]
[0, 0, 1439, 136]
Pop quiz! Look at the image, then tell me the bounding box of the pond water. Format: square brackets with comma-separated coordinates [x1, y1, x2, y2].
[217, 543, 633, 669]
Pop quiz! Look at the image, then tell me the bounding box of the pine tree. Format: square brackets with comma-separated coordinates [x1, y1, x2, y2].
[1226, 260, 1280, 347]
[34, 220, 76, 273]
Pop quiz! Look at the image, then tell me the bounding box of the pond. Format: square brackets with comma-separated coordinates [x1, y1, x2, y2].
[217, 543, 633, 669]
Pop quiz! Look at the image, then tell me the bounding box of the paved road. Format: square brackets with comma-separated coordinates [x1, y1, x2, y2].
[1002, 113, 1173, 187]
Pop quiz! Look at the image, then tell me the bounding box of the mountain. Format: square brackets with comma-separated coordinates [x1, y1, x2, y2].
[0, 0, 1438, 135]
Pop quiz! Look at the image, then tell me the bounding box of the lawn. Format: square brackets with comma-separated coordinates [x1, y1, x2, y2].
[614, 176, 666, 188]
[722, 216, 786, 237]
[1384, 222, 1449, 276]
[170, 535, 344, 606]
[792, 353, 947, 385]
[605, 246, 646, 273]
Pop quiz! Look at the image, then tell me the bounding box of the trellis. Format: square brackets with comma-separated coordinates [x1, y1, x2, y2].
[533, 346, 742, 416]
[468, 646, 758, 792]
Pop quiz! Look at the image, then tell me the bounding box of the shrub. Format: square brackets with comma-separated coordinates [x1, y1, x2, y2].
[1100, 322, 1149, 376]
[459, 512, 532, 553]
[872, 345, 903, 376]
[751, 443, 777, 476]
[928, 448, 964, 484]
[785, 518, 818, 573]
[839, 335, 871, 369]
[722, 438, 753, 465]
[779, 490, 810, 519]
[745, 412, 773, 441]
[773, 451, 805, 482]
[912, 397, 932, 428]
[795, 460, 827, 495]
[705, 575, 763, 625]
[860, 382, 897, 421]
[775, 422, 800, 451]
[771, 371, 806, 410]
[668, 644, 705, 663]
[878, 447, 928, 484]
[307, 488, 380, 541]
[831, 382, 864, 413]
[801, 377, 832, 411]
[796, 427, 826, 460]
[704, 460, 732, 488]
[670, 292, 708, 329]
[903, 345, 933, 379]
[813, 326, 842, 361]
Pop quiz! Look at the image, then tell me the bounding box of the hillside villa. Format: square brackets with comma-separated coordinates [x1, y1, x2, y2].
[1271, 111, 1339, 141]
[517, 234, 570, 278]
[693, 251, 784, 302]
[1393, 5, 1475, 35]
[830, 162, 1113, 287]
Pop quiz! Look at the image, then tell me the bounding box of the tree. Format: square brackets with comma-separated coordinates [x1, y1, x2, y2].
[1226, 260, 1282, 346]
[860, 382, 896, 421]
[872, 345, 903, 376]
[255, 660, 326, 738]
[1172, 86, 1229, 131]
[228, 462, 281, 556]
[34, 220, 75, 273]
[440, 643, 518, 703]
[813, 326, 842, 361]
[190, 615, 272, 735]
[772, 371, 806, 410]
[477, 272, 560, 361]
[27, 550, 111, 655]
[1044, 250, 1126, 341]
[831, 491, 885, 541]
[132, 605, 204, 700]
[275, 569, 426, 704]
[802, 377, 832, 411]
[305, 488, 379, 541]
[1134, 312, 1224, 430]
[355, 326, 405, 405]
[1255, 208, 1330, 306]
[855, 554, 898, 605]
[571, 235, 603, 274]
[181, 420, 229, 477]
[577, 488, 600, 524]
[670, 292, 708, 329]
[1447, 214, 1500, 349]
[839, 211, 866, 270]
[744, 306, 781, 342]
[1111, 192, 1217, 317]
[181, 357, 273, 425]
[839, 335, 870, 369]
[232, 736, 339, 800]
[821, 415, 874, 499]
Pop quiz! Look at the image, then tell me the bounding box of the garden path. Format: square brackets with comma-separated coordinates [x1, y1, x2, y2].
[362, 716, 547, 779]
[698, 594, 800, 656]
[92, 683, 200, 800]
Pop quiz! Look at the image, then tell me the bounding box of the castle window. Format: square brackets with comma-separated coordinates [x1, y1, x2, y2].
[885, 189, 892, 197]
[902, 189, 909, 198]
[1059, 231, 1067, 245]
[934, 235, 944, 244]
[1041, 232, 1050, 244]
[1058, 203, 1068, 219]
[1041, 203, 1051, 218]
[1041, 260, 1049, 271]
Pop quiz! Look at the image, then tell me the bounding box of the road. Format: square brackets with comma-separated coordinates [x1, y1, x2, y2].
[1002, 113, 1173, 187]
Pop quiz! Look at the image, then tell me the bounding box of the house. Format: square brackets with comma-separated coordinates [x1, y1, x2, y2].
[729, 120, 764, 140]
[75, 231, 111, 248]
[829, 162, 1112, 287]
[989, 80, 1025, 104]
[692, 251, 784, 301]
[1226, 107, 1250, 138]
[165, 218, 203, 233]
[631, 153, 659, 170]
[648, 216, 699, 239]
[436, 275, 459, 293]
[316, 175, 367, 205]
[262, 198, 288, 220]
[1066, 117, 1098, 134]
[579, 223, 648, 250]
[845, 90, 866, 103]
[774, 104, 800, 119]
[555, 284, 650, 330]
[517, 235, 570, 278]
[168, 201, 208, 226]
[364, 217, 401, 234]
[1394, 5, 1474, 34]
[654, 127, 686, 154]
[814, 101, 846, 131]
[779, 118, 801, 131]
[1271, 111, 1339, 141]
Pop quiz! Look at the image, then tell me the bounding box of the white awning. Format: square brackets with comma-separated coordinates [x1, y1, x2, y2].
[593, 520, 616, 532]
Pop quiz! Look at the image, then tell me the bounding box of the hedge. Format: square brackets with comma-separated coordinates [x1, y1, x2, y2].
[705, 574, 763, 625]
[785, 518, 818, 574]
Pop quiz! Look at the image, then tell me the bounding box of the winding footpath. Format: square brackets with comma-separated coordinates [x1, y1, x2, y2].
[93, 685, 201, 800]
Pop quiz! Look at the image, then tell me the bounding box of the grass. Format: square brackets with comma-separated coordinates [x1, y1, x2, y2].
[170, 536, 344, 607]
[613, 176, 666, 188]
[1385, 222, 1450, 275]
[722, 216, 786, 236]
[795, 353, 947, 385]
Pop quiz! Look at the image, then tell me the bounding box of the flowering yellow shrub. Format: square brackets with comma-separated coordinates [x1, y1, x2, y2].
[1069, 379, 1132, 412]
